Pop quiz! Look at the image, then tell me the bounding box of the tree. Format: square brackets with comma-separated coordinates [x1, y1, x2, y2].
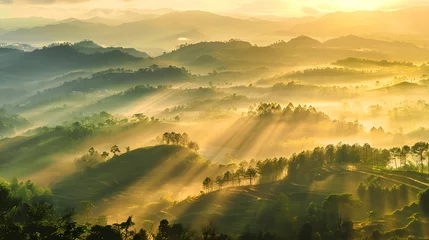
[110, 145, 121, 156]
[163, 132, 171, 145]
[400, 145, 410, 166]
[188, 141, 200, 152]
[133, 229, 151, 240]
[89, 147, 95, 156]
[390, 147, 401, 168]
[321, 193, 361, 231]
[412, 142, 429, 172]
[113, 216, 135, 239]
[223, 171, 233, 186]
[126, 146, 131, 153]
[236, 165, 245, 186]
[203, 177, 213, 193]
[215, 176, 224, 190]
[0, 182, 20, 217]
[202, 220, 218, 240]
[133, 113, 147, 122]
[156, 219, 170, 240]
[101, 151, 109, 159]
[245, 167, 258, 185]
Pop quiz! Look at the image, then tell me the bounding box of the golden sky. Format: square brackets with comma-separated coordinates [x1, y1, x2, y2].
[0, 0, 428, 18]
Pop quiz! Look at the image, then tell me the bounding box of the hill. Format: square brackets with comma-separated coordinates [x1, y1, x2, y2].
[0, 17, 55, 30]
[72, 40, 150, 58]
[288, 7, 429, 37]
[0, 44, 142, 83]
[332, 57, 416, 68]
[271, 35, 322, 49]
[0, 110, 31, 137]
[0, 19, 111, 44]
[374, 82, 428, 94]
[0, 11, 284, 50]
[165, 164, 422, 235]
[51, 145, 210, 207]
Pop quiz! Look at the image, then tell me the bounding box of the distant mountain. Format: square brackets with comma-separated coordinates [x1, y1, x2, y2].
[288, 7, 429, 37]
[374, 82, 428, 93]
[271, 35, 322, 49]
[0, 20, 112, 44]
[72, 40, 149, 58]
[0, 11, 285, 51]
[159, 35, 429, 68]
[323, 35, 429, 61]
[0, 42, 36, 51]
[0, 44, 142, 82]
[18, 66, 194, 110]
[158, 40, 254, 63]
[0, 17, 55, 30]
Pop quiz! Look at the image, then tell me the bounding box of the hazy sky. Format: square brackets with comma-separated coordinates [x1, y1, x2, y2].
[1, 0, 428, 18]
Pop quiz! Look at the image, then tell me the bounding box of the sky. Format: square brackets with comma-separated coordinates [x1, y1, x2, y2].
[0, 0, 428, 18]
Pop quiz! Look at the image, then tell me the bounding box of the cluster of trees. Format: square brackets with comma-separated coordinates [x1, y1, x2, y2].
[287, 144, 391, 182]
[249, 192, 362, 239]
[247, 102, 364, 135]
[285, 67, 373, 80]
[75, 146, 130, 171]
[356, 178, 409, 216]
[202, 165, 257, 192]
[389, 100, 429, 122]
[287, 142, 429, 182]
[203, 157, 288, 193]
[2, 176, 427, 240]
[0, 178, 282, 240]
[248, 102, 326, 121]
[163, 94, 247, 115]
[333, 57, 415, 68]
[0, 108, 31, 137]
[302, 194, 361, 240]
[161, 132, 200, 152]
[391, 142, 429, 172]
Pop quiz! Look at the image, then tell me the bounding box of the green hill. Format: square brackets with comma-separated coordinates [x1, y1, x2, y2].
[52, 145, 209, 206]
[165, 165, 422, 235]
[72, 40, 150, 58]
[0, 44, 142, 83]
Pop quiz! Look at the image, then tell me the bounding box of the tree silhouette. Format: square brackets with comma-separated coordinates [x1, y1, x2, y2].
[321, 193, 361, 231]
[110, 145, 121, 156]
[412, 142, 429, 172]
[203, 177, 213, 193]
[188, 141, 200, 152]
[215, 176, 224, 190]
[101, 151, 109, 159]
[390, 147, 401, 168]
[89, 147, 95, 156]
[133, 229, 151, 240]
[400, 145, 411, 166]
[245, 167, 258, 185]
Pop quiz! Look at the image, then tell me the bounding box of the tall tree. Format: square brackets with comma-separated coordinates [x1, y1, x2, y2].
[390, 147, 401, 168]
[245, 167, 258, 185]
[400, 145, 411, 167]
[412, 142, 429, 172]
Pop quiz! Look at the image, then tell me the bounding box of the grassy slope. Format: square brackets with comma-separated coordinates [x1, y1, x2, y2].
[51, 145, 209, 206]
[165, 165, 425, 234]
